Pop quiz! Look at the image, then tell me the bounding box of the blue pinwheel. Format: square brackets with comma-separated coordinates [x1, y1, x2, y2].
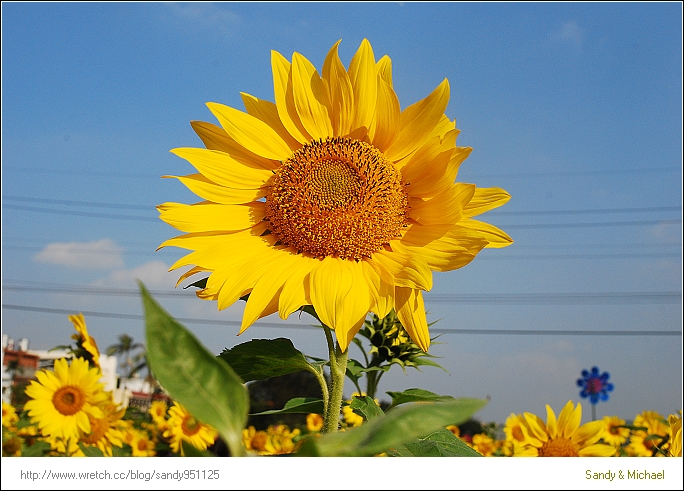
[577, 366, 614, 420]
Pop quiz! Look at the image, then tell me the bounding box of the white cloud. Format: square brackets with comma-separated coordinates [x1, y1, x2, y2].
[91, 260, 182, 289]
[34, 239, 124, 270]
[550, 21, 584, 51]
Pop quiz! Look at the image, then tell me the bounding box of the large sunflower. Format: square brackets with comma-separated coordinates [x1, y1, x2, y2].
[520, 401, 615, 457]
[158, 39, 512, 351]
[24, 357, 109, 442]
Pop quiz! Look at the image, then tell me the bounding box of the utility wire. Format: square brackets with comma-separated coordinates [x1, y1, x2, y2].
[3, 283, 681, 305]
[2, 304, 680, 336]
[2, 245, 680, 260]
[3, 203, 681, 228]
[4, 195, 680, 217]
[4, 166, 680, 179]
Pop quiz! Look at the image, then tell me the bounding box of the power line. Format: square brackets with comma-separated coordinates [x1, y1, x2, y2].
[461, 167, 681, 179]
[2, 304, 680, 336]
[3, 195, 152, 211]
[4, 165, 680, 179]
[502, 219, 681, 230]
[3, 283, 681, 305]
[4, 203, 681, 229]
[3, 204, 158, 222]
[488, 206, 682, 216]
[2, 245, 679, 260]
[4, 195, 681, 217]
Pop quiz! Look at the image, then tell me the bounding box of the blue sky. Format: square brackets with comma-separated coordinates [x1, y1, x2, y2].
[2, 2, 682, 426]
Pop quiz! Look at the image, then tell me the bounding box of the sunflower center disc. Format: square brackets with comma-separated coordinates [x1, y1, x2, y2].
[52, 386, 86, 416]
[539, 437, 580, 457]
[266, 137, 409, 260]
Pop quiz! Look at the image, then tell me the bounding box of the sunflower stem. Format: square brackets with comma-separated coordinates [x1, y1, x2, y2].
[321, 328, 348, 434]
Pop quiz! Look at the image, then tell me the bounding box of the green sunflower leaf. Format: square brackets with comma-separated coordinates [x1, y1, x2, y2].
[250, 397, 325, 416]
[350, 395, 384, 422]
[78, 443, 104, 457]
[140, 282, 249, 457]
[386, 388, 457, 408]
[19, 440, 52, 457]
[218, 338, 321, 382]
[181, 440, 214, 457]
[295, 397, 486, 457]
[386, 428, 482, 457]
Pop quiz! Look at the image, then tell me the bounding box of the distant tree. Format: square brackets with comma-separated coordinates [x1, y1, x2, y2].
[106, 334, 146, 379]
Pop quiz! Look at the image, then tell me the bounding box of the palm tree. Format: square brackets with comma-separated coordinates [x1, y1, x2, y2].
[106, 334, 146, 379]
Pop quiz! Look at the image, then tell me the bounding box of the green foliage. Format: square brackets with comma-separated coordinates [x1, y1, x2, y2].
[250, 397, 325, 416]
[140, 282, 249, 457]
[349, 395, 384, 422]
[78, 443, 105, 457]
[387, 428, 483, 457]
[296, 397, 487, 456]
[219, 338, 324, 383]
[348, 311, 446, 399]
[386, 388, 458, 408]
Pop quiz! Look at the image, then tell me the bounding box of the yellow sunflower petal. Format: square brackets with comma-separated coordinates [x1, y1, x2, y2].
[322, 40, 354, 136]
[271, 50, 310, 143]
[578, 443, 617, 457]
[163, 174, 268, 205]
[206, 102, 292, 161]
[370, 77, 400, 152]
[291, 52, 333, 140]
[157, 202, 265, 233]
[376, 55, 393, 87]
[240, 92, 302, 151]
[372, 249, 433, 291]
[399, 135, 459, 198]
[409, 183, 475, 226]
[278, 255, 316, 319]
[190, 120, 278, 171]
[545, 404, 558, 439]
[462, 187, 511, 218]
[310, 257, 372, 350]
[359, 259, 392, 319]
[394, 224, 488, 272]
[458, 219, 513, 248]
[523, 412, 549, 443]
[240, 250, 304, 332]
[170, 147, 273, 189]
[348, 38, 377, 133]
[558, 401, 582, 439]
[571, 420, 606, 446]
[385, 78, 450, 162]
[394, 287, 430, 351]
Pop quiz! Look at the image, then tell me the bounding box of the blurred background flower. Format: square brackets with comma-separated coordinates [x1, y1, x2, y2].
[577, 366, 614, 420]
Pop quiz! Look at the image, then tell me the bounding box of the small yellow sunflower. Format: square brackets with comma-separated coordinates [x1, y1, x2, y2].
[24, 357, 109, 442]
[68, 313, 101, 368]
[2, 402, 19, 429]
[503, 413, 538, 457]
[470, 433, 496, 456]
[521, 401, 615, 457]
[306, 413, 324, 432]
[625, 410, 669, 456]
[158, 38, 512, 352]
[601, 415, 630, 447]
[163, 402, 218, 455]
[79, 400, 126, 456]
[131, 429, 157, 457]
[148, 400, 168, 424]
